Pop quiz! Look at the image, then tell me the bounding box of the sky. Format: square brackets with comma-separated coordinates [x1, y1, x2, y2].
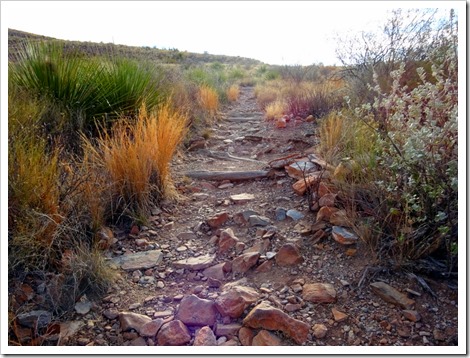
[1, 1, 460, 66]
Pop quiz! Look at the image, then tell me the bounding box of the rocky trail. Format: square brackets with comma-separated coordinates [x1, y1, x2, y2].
[13, 86, 458, 348]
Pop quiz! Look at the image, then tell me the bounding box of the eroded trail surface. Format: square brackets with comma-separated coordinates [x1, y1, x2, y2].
[68, 86, 458, 347]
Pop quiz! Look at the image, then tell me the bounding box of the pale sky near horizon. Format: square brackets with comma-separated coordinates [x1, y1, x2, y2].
[1, 1, 460, 66]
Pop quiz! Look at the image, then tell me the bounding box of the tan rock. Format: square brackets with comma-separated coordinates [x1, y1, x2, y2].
[330, 210, 352, 227]
[140, 318, 164, 337]
[275, 243, 303, 266]
[370, 282, 415, 309]
[207, 212, 230, 228]
[243, 301, 310, 344]
[193, 326, 217, 346]
[302, 283, 337, 303]
[292, 175, 320, 196]
[318, 193, 337, 207]
[252, 330, 282, 346]
[231, 252, 260, 273]
[312, 323, 328, 339]
[157, 320, 191, 346]
[176, 294, 217, 326]
[238, 327, 255, 346]
[119, 312, 152, 334]
[317, 181, 336, 197]
[331, 307, 348, 322]
[402, 310, 421, 322]
[316, 206, 340, 222]
[230, 193, 255, 204]
[173, 254, 215, 270]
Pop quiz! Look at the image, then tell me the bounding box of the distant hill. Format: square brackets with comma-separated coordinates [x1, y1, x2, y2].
[8, 28, 264, 67]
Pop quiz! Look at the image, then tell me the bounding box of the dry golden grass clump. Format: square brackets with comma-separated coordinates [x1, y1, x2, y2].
[227, 84, 240, 102]
[265, 99, 286, 121]
[83, 102, 188, 220]
[197, 85, 219, 117]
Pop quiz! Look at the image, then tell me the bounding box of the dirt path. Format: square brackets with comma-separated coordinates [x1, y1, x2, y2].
[65, 86, 458, 347]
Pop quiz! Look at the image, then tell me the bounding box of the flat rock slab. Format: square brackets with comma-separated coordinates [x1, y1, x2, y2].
[111, 250, 163, 271]
[370, 282, 415, 309]
[174, 254, 216, 271]
[331, 226, 359, 245]
[230, 193, 255, 204]
[302, 283, 337, 303]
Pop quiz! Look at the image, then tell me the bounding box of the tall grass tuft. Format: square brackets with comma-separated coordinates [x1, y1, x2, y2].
[197, 85, 219, 118]
[227, 84, 240, 102]
[265, 100, 285, 121]
[83, 102, 188, 221]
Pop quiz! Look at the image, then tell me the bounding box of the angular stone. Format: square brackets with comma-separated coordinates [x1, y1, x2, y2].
[286, 209, 305, 221]
[140, 319, 164, 338]
[331, 226, 359, 245]
[194, 326, 217, 346]
[275, 207, 287, 221]
[119, 312, 152, 334]
[17, 310, 52, 329]
[286, 160, 318, 180]
[207, 212, 230, 228]
[215, 323, 242, 338]
[218, 228, 239, 254]
[243, 302, 310, 344]
[230, 193, 255, 204]
[275, 243, 303, 266]
[316, 206, 340, 222]
[215, 285, 259, 318]
[112, 250, 163, 271]
[231, 252, 260, 273]
[331, 307, 348, 322]
[302, 283, 337, 303]
[402, 310, 421, 322]
[103, 308, 119, 320]
[157, 320, 191, 346]
[173, 254, 215, 270]
[176, 294, 217, 326]
[285, 303, 302, 312]
[370, 282, 415, 309]
[311, 229, 327, 243]
[317, 181, 336, 197]
[238, 327, 255, 346]
[252, 330, 282, 346]
[312, 323, 328, 339]
[244, 239, 270, 255]
[233, 210, 259, 225]
[330, 210, 352, 227]
[292, 175, 319, 196]
[129, 337, 147, 346]
[248, 215, 271, 227]
[203, 263, 227, 281]
[74, 301, 92, 315]
[255, 260, 273, 273]
[318, 193, 337, 207]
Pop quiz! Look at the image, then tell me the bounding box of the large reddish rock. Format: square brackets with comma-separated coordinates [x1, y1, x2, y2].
[218, 228, 239, 254]
[252, 330, 282, 346]
[302, 283, 337, 303]
[157, 320, 191, 346]
[370, 282, 415, 309]
[238, 327, 254, 346]
[193, 326, 217, 346]
[140, 318, 164, 337]
[275, 243, 303, 266]
[176, 294, 217, 326]
[207, 212, 230, 228]
[203, 262, 228, 281]
[231, 252, 260, 273]
[215, 286, 259, 318]
[119, 312, 152, 334]
[242, 302, 310, 344]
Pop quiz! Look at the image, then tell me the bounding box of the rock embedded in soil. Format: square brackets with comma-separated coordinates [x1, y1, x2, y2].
[215, 285, 259, 318]
[176, 294, 217, 326]
[402, 310, 421, 322]
[140, 319, 164, 338]
[230, 193, 255, 204]
[17, 310, 52, 329]
[207, 212, 230, 228]
[243, 301, 310, 344]
[370, 282, 415, 309]
[215, 323, 242, 338]
[111, 250, 163, 271]
[203, 263, 227, 281]
[248, 215, 272, 227]
[275, 243, 303, 266]
[331, 307, 348, 322]
[238, 327, 255, 346]
[157, 320, 191, 346]
[312, 323, 328, 339]
[119, 312, 152, 334]
[218, 228, 239, 254]
[231, 252, 260, 273]
[286, 209, 305, 221]
[194, 326, 217, 346]
[302, 283, 337, 303]
[173, 254, 216, 270]
[252, 330, 282, 346]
